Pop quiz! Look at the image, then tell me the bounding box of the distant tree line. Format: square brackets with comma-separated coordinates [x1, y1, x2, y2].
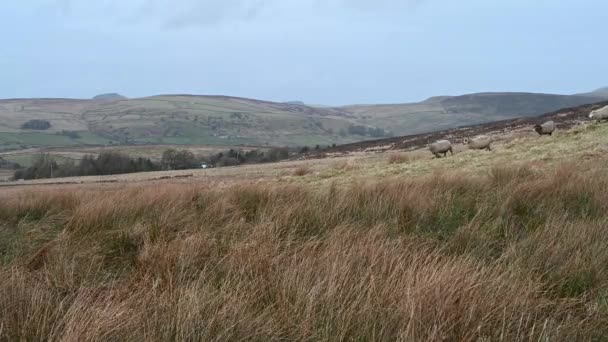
[298, 144, 337, 154]
[21, 120, 51, 130]
[161, 149, 198, 170]
[204, 147, 290, 167]
[11, 147, 289, 180]
[14, 152, 159, 180]
[12, 144, 342, 180]
[0, 157, 20, 170]
[169, 146, 333, 168]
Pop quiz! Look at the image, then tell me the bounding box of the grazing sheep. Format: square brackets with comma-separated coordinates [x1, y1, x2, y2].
[463, 135, 492, 151]
[589, 105, 608, 123]
[534, 121, 555, 136]
[429, 140, 453, 158]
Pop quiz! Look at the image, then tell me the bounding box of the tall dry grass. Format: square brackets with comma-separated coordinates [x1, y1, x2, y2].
[293, 166, 312, 176]
[1, 160, 608, 341]
[388, 153, 411, 164]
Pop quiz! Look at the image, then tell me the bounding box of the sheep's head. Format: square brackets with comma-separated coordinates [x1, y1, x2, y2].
[589, 111, 596, 119]
[534, 124, 543, 134]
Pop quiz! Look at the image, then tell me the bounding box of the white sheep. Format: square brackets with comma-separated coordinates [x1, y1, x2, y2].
[428, 140, 453, 158]
[463, 135, 492, 151]
[589, 105, 608, 123]
[534, 121, 555, 136]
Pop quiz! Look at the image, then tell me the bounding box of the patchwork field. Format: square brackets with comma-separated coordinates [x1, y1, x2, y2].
[0, 96, 361, 149]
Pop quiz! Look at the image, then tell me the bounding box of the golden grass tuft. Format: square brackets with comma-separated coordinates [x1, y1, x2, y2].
[1, 158, 608, 340]
[331, 158, 359, 171]
[292, 166, 312, 176]
[387, 151, 427, 165]
[387, 152, 411, 164]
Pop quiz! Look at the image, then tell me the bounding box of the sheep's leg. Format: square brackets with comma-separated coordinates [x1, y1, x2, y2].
[487, 146, 492, 151]
[448, 147, 453, 156]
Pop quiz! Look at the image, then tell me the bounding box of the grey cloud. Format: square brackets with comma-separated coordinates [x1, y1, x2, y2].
[114, 0, 277, 28]
[39, 0, 431, 29]
[339, 0, 429, 10]
[160, 0, 270, 28]
[125, 0, 430, 28]
[57, 0, 72, 14]
[157, 0, 431, 27]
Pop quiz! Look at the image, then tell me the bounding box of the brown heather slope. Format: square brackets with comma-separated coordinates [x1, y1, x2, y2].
[335, 92, 608, 136]
[312, 100, 608, 156]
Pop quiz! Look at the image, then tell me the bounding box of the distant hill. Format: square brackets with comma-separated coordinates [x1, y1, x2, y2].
[93, 93, 127, 101]
[313, 100, 608, 156]
[336, 92, 608, 135]
[0, 95, 367, 149]
[576, 87, 608, 97]
[0, 89, 607, 150]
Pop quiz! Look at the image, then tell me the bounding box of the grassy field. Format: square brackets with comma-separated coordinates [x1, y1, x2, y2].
[1, 123, 608, 340]
[0, 132, 106, 148]
[0, 170, 12, 182]
[0, 154, 77, 168]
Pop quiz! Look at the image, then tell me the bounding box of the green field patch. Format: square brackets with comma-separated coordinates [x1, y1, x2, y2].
[0, 132, 109, 149]
[2, 154, 76, 168]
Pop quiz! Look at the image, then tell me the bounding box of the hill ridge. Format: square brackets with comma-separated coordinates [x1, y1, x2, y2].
[1, 89, 607, 150]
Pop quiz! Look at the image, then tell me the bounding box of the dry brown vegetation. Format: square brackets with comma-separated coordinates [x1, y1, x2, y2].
[1, 155, 608, 341]
[293, 166, 313, 176]
[387, 152, 420, 164]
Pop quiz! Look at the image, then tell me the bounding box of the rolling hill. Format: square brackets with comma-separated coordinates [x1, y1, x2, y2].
[576, 86, 608, 98]
[0, 89, 606, 151]
[339, 92, 608, 135]
[92, 93, 128, 101]
[0, 96, 362, 150]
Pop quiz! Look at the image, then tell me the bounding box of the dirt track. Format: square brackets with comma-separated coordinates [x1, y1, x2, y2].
[305, 100, 608, 157]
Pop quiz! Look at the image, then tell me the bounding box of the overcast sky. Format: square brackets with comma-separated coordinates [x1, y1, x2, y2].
[0, 0, 606, 105]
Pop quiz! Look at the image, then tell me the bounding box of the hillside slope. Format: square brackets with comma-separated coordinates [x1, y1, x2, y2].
[80, 95, 363, 147]
[0, 90, 606, 151]
[577, 86, 608, 97]
[0, 95, 366, 149]
[336, 92, 607, 135]
[313, 101, 608, 156]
